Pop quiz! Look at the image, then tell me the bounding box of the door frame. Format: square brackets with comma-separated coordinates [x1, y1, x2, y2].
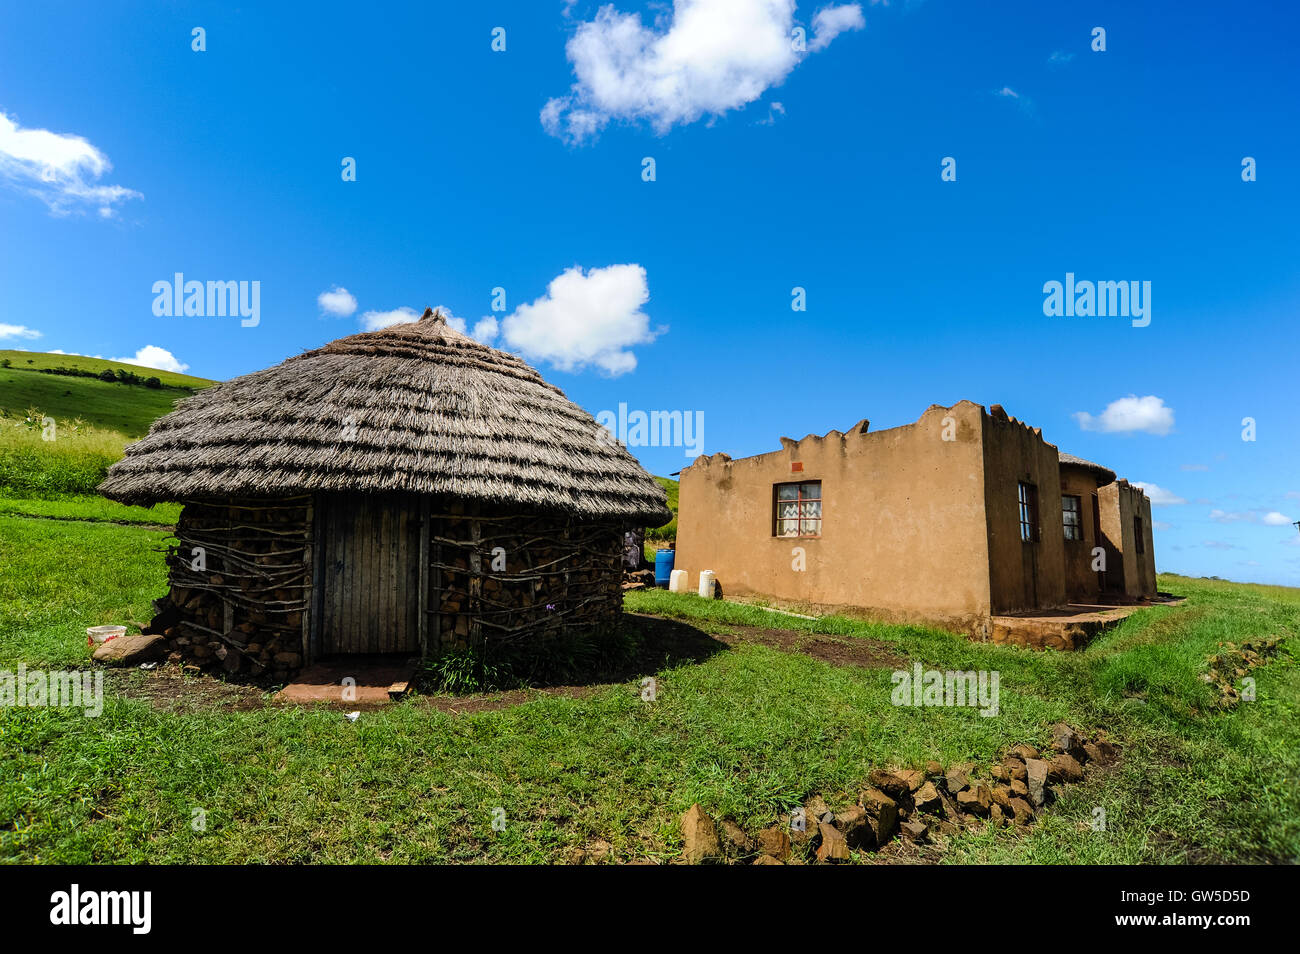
[307, 492, 430, 660]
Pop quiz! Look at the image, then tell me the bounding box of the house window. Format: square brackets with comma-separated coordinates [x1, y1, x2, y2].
[775, 481, 822, 537]
[1018, 482, 1039, 543]
[1134, 516, 1145, 554]
[1062, 495, 1083, 541]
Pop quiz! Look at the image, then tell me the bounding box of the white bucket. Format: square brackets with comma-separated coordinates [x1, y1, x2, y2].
[86, 624, 126, 648]
[668, 569, 688, 593]
[698, 570, 717, 599]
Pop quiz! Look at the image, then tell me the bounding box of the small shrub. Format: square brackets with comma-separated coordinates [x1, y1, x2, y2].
[420, 627, 639, 694]
[97, 369, 116, 383]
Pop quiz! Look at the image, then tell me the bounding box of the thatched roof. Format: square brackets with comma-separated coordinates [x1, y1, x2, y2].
[1059, 451, 1117, 486]
[100, 309, 670, 524]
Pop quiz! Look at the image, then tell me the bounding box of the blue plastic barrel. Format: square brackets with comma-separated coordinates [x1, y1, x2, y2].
[654, 549, 676, 588]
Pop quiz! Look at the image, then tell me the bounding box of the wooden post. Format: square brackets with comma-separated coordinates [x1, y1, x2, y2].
[469, 513, 483, 653]
[418, 496, 430, 658]
[302, 498, 315, 664]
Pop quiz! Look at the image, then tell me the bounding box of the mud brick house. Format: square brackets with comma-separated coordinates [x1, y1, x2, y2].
[99, 308, 670, 678]
[674, 401, 1156, 636]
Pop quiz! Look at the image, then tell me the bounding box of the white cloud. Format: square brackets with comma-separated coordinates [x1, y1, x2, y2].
[1180, 463, 1208, 472]
[810, 4, 867, 51]
[541, 0, 865, 143]
[1073, 395, 1175, 436]
[996, 86, 1020, 99]
[109, 345, 189, 373]
[1210, 509, 1251, 524]
[317, 286, 358, 317]
[1202, 540, 1240, 551]
[0, 323, 42, 341]
[1153, 520, 1173, 531]
[1048, 50, 1075, 66]
[501, 264, 659, 375]
[359, 306, 420, 331]
[0, 110, 142, 217]
[1207, 509, 1292, 527]
[1133, 482, 1185, 506]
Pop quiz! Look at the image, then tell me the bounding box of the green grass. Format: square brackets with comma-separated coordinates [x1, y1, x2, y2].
[0, 368, 194, 440]
[1, 499, 1296, 864]
[0, 418, 133, 497]
[0, 349, 215, 391]
[0, 494, 179, 526]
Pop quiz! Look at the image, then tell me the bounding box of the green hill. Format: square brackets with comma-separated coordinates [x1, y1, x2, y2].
[648, 475, 678, 542]
[0, 349, 214, 389]
[0, 350, 216, 439]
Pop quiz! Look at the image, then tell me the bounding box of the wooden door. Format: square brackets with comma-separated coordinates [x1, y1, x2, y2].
[315, 494, 422, 654]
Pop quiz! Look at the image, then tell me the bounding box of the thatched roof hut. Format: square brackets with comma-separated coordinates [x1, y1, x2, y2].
[101, 308, 668, 521]
[101, 309, 669, 676]
[1058, 451, 1117, 486]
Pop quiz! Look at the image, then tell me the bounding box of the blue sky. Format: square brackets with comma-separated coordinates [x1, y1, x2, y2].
[1, 0, 1298, 584]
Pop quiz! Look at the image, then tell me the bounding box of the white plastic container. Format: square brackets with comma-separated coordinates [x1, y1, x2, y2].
[698, 570, 717, 599]
[86, 624, 126, 648]
[668, 569, 688, 593]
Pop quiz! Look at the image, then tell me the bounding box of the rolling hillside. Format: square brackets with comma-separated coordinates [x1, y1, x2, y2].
[0, 350, 215, 438]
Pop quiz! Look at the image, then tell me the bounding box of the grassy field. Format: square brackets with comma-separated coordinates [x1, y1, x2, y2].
[1, 495, 1295, 864]
[0, 349, 215, 390]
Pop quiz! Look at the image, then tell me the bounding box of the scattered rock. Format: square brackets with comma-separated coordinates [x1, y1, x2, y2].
[900, 817, 928, 841]
[833, 806, 870, 849]
[897, 769, 926, 792]
[944, 762, 975, 794]
[816, 822, 850, 863]
[925, 760, 944, 776]
[869, 769, 911, 800]
[956, 783, 992, 817]
[1010, 778, 1029, 798]
[914, 781, 942, 813]
[990, 784, 1013, 810]
[805, 795, 832, 825]
[752, 854, 784, 865]
[1048, 753, 1084, 784]
[1008, 743, 1040, 761]
[681, 804, 722, 864]
[1051, 723, 1077, 753]
[1009, 797, 1035, 825]
[859, 787, 899, 844]
[92, 633, 166, 666]
[720, 819, 755, 856]
[1004, 758, 1028, 782]
[757, 824, 792, 862]
[1025, 759, 1049, 807]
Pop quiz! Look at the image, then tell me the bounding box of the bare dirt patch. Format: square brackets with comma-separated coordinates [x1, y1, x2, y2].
[708, 623, 907, 670]
[108, 665, 270, 712]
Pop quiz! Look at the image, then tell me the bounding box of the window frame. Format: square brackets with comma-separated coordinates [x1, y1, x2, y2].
[1061, 494, 1083, 542]
[1018, 481, 1040, 543]
[773, 480, 823, 538]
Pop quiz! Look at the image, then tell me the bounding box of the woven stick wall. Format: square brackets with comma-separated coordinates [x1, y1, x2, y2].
[159, 497, 311, 676]
[432, 503, 623, 652]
